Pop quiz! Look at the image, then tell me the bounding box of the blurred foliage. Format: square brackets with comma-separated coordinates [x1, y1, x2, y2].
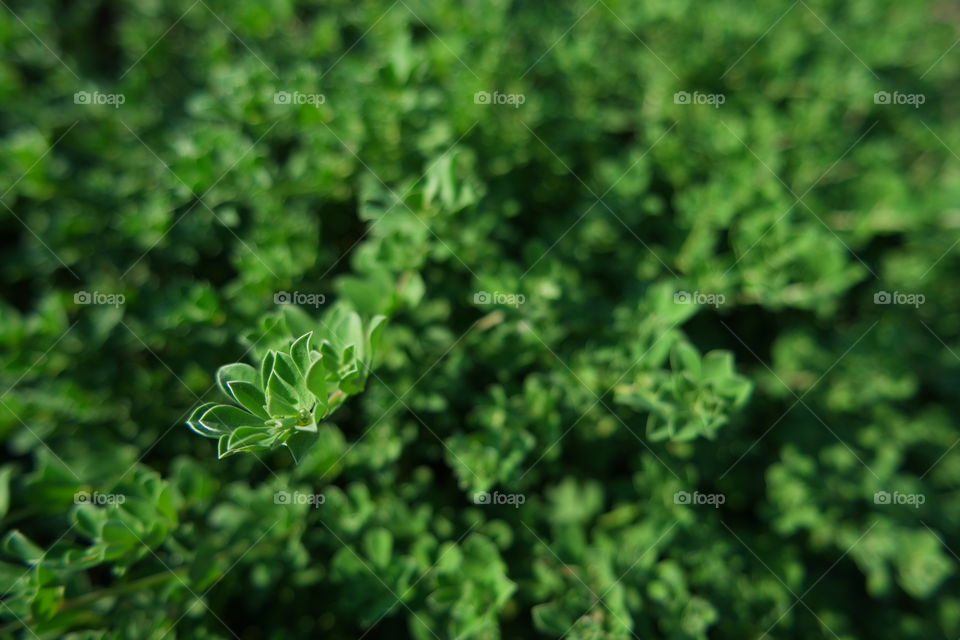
[1, 0, 959, 638]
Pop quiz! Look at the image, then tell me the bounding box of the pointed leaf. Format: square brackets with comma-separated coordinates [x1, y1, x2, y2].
[259, 351, 276, 389]
[216, 363, 258, 399]
[227, 426, 274, 450]
[365, 315, 387, 368]
[273, 352, 301, 388]
[285, 430, 319, 464]
[226, 381, 269, 419]
[318, 340, 339, 372]
[266, 371, 299, 416]
[306, 359, 328, 410]
[199, 404, 260, 434]
[290, 332, 313, 375]
[217, 435, 231, 459]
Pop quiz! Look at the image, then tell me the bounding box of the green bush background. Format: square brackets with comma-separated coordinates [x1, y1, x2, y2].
[1, 0, 959, 637]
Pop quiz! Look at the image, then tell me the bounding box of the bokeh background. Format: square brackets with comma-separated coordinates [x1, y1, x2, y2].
[1, 0, 960, 638]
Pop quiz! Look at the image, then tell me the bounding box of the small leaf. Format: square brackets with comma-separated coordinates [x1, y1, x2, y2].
[0, 466, 12, 519]
[341, 344, 356, 367]
[339, 367, 366, 394]
[363, 528, 393, 569]
[30, 584, 64, 622]
[259, 351, 276, 388]
[366, 315, 388, 368]
[285, 430, 320, 464]
[186, 402, 220, 437]
[3, 531, 45, 564]
[216, 363, 258, 399]
[266, 371, 300, 416]
[306, 359, 328, 411]
[226, 381, 269, 419]
[290, 332, 313, 375]
[72, 505, 106, 539]
[318, 340, 339, 371]
[671, 342, 701, 376]
[227, 426, 274, 450]
[199, 405, 260, 434]
[101, 521, 140, 548]
[272, 352, 301, 388]
[217, 435, 231, 459]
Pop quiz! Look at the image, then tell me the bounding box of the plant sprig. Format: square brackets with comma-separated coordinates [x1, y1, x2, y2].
[187, 308, 386, 462]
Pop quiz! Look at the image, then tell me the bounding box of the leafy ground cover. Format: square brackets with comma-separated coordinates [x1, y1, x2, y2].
[1, 0, 960, 638]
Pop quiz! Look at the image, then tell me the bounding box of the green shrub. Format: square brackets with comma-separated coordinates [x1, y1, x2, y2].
[1, 0, 959, 638]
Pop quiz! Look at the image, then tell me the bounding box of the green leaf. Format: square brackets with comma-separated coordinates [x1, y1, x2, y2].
[227, 426, 274, 451]
[217, 435, 231, 459]
[30, 584, 64, 622]
[101, 521, 140, 548]
[318, 340, 339, 372]
[365, 315, 388, 367]
[306, 359, 328, 412]
[341, 344, 356, 368]
[285, 430, 319, 464]
[290, 332, 313, 375]
[0, 465, 12, 519]
[72, 505, 107, 539]
[216, 363, 258, 398]
[363, 528, 393, 569]
[199, 404, 260, 434]
[226, 380, 270, 419]
[266, 371, 300, 416]
[272, 351, 302, 389]
[185, 402, 219, 437]
[259, 351, 276, 389]
[3, 531, 45, 564]
[671, 342, 701, 376]
[326, 307, 364, 355]
[339, 366, 366, 394]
